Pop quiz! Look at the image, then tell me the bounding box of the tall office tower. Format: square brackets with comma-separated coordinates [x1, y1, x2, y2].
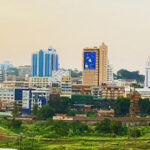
[82, 42, 108, 86]
[32, 49, 58, 77]
[145, 56, 150, 88]
[107, 61, 113, 84]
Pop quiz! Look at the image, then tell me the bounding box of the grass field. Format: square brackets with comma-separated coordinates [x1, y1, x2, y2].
[0, 135, 150, 150]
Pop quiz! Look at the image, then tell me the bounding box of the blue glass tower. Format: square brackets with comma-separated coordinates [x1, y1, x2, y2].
[32, 48, 58, 77]
[32, 53, 38, 76]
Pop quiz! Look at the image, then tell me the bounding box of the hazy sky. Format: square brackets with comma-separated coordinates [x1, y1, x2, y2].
[0, 0, 150, 73]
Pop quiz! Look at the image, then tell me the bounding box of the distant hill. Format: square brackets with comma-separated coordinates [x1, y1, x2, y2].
[114, 69, 145, 83]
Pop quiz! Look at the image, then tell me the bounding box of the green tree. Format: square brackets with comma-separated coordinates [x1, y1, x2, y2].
[8, 119, 22, 129]
[32, 104, 38, 116]
[116, 69, 145, 82]
[12, 102, 19, 118]
[114, 97, 130, 117]
[36, 105, 55, 120]
[139, 98, 150, 116]
[95, 118, 111, 133]
[49, 96, 70, 114]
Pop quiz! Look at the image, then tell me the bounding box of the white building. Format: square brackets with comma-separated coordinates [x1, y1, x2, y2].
[61, 76, 72, 98]
[125, 87, 150, 99]
[0, 89, 14, 110]
[107, 61, 113, 84]
[145, 57, 150, 88]
[52, 69, 70, 83]
[31, 88, 50, 109]
[29, 77, 52, 88]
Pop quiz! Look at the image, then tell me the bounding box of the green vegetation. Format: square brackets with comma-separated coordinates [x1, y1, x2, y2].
[115, 69, 145, 82]
[0, 118, 150, 149]
[139, 98, 150, 116]
[114, 97, 130, 117]
[71, 94, 93, 104]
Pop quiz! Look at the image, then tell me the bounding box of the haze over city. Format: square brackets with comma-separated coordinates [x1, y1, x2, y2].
[1, 0, 150, 73]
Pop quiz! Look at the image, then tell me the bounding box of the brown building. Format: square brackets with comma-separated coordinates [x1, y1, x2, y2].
[127, 91, 141, 116]
[82, 42, 108, 86]
[97, 109, 114, 117]
[72, 84, 91, 95]
[101, 85, 125, 99]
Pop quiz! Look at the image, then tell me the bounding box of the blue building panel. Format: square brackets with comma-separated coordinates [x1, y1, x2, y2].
[38, 50, 44, 77]
[84, 52, 96, 70]
[32, 54, 37, 76]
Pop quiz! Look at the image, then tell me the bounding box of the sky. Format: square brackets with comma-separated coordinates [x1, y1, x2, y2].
[0, 0, 150, 74]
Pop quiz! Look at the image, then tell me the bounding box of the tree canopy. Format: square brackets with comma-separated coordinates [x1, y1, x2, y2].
[115, 69, 144, 82]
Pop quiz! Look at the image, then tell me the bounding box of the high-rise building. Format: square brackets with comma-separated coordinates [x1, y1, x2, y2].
[32, 48, 58, 77]
[82, 42, 108, 86]
[107, 61, 113, 84]
[145, 56, 150, 88]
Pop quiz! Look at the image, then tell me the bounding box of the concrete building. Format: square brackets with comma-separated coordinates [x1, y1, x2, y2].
[101, 85, 125, 99]
[18, 65, 31, 78]
[91, 86, 102, 98]
[15, 88, 50, 114]
[61, 76, 72, 98]
[107, 61, 113, 84]
[0, 89, 14, 111]
[3, 81, 29, 89]
[72, 84, 91, 95]
[32, 48, 58, 77]
[125, 87, 150, 99]
[113, 79, 137, 87]
[52, 69, 70, 83]
[145, 56, 150, 88]
[0, 70, 4, 82]
[82, 42, 108, 86]
[29, 77, 52, 88]
[0, 61, 13, 71]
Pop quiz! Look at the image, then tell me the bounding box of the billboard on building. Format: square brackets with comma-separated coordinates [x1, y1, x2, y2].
[84, 52, 96, 70]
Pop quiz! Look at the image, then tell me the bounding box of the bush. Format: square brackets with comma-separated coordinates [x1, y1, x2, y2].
[8, 119, 22, 129]
[95, 119, 127, 135]
[129, 128, 141, 137]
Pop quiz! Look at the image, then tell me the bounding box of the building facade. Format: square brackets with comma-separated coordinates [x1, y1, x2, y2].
[18, 65, 31, 78]
[145, 56, 150, 88]
[82, 42, 108, 86]
[32, 48, 58, 77]
[0, 89, 14, 111]
[101, 85, 125, 99]
[29, 77, 52, 88]
[61, 76, 72, 98]
[107, 61, 113, 84]
[14, 88, 49, 114]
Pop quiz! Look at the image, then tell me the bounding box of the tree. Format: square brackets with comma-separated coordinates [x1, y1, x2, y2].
[114, 97, 130, 117]
[139, 99, 150, 116]
[32, 104, 38, 116]
[8, 119, 22, 129]
[36, 105, 55, 120]
[48, 96, 70, 114]
[95, 118, 111, 133]
[12, 102, 19, 118]
[115, 69, 145, 82]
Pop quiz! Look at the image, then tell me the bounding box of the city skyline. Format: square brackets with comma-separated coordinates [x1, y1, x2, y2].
[1, 0, 150, 73]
